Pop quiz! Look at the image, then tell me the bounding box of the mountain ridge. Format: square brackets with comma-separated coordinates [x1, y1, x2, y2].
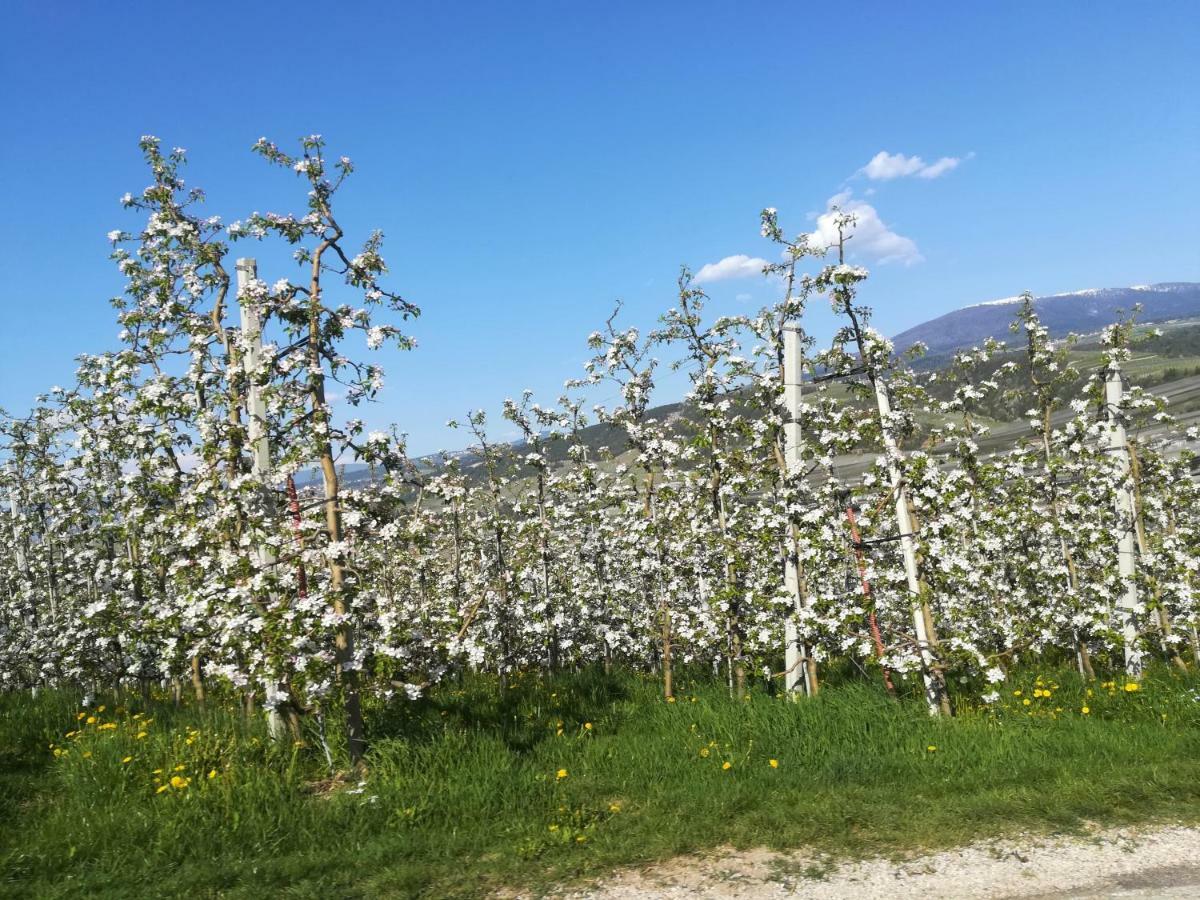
[309, 280, 1200, 488]
[893, 282, 1200, 357]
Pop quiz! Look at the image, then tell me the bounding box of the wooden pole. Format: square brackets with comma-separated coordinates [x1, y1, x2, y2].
[239, 260, 271, 495]
[237, 258, 285, 739]
[874, 377, 941, 715]
[782, 324, 816, 696]
[1104, 363, 1142, 677]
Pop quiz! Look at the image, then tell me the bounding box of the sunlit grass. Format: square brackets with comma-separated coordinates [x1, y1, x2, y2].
[3, 665, 1199, 898]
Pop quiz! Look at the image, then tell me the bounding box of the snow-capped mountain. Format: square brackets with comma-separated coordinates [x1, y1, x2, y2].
[892, 283, 1200, 357]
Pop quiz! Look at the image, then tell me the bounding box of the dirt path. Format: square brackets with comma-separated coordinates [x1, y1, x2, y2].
[559, 823, 1200, 899]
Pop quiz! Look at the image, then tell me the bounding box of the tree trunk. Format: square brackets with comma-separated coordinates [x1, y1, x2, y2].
[190, 655, 206, 705]
[308, 249, 367, 768]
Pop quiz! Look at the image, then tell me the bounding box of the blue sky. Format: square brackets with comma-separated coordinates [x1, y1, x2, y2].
[2, 1, 1197, 454]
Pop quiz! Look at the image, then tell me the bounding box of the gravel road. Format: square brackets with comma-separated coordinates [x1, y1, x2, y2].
[557, 823, 1200, 899]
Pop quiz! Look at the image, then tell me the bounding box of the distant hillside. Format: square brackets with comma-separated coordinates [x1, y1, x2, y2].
[301, 281, 1200, 491]
[893, 282, 1200, 357]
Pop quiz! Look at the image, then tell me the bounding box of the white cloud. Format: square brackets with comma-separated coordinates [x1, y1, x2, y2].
[862, 152, 925, 180]
[916, 156, 963, 179]
[860, 150, 970, 181]
[694, 254, 770, 284]
[735, 292, 753, 303]
[806, 190, 923, 266]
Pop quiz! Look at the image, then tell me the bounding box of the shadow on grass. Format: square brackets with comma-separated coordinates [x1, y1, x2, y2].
[364, 665, 635, 754]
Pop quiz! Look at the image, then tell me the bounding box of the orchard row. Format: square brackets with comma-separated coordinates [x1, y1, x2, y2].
[3, 137, 1196, 763]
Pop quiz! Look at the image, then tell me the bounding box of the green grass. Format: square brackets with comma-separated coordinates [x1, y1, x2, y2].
[2, 667, 1199, 898]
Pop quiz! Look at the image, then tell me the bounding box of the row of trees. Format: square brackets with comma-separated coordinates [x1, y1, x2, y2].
[3, 139, 1197, 764]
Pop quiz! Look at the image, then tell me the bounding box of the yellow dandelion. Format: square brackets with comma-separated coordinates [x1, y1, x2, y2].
[584, 722, 592, 730]
[122, 756, 133, 764]
[155, 785, 169, 794]
[926, 745, 937, 752]
[722, 761, 732, 770]
[86, 716, 97, 725]
[769, 759, 779, 768]
[170, 775, 190, 789]
[207, 769, 218, 779]
[1023, 698, 1031, 706]
[1081, 706, 1090, 715]
[556, 768, 568, 780]
[1124, 682, 1140, 693]
[609, 802, 621, 813]
[699, 747, 710, 757]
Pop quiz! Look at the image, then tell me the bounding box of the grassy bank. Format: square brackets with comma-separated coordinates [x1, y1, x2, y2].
[3, 667, 1199, 898]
